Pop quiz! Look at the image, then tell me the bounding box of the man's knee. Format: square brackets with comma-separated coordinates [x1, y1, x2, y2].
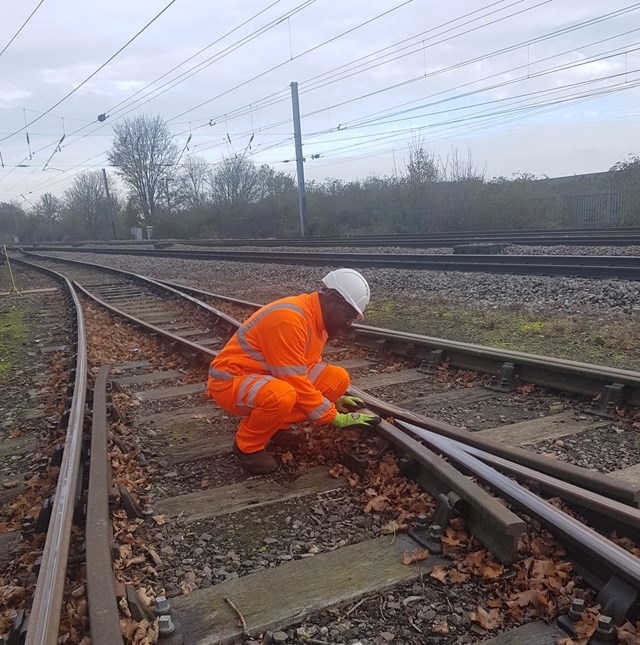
[260, 381, 298, 415]
[317, 365, 350, 399]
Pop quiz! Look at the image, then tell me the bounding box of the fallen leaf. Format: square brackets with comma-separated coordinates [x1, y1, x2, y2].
[469, 606, 502, 630]
[152, 514, 167, 526]
[381, 520, 400, 535]
[281, 451, 294, 464]
[430, 564, 449, 583]
[364, 495, 389, 513]
[432, 620, 449, 634]
[402, 548, 429, 565]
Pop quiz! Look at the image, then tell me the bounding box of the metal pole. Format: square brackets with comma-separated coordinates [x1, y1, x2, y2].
[102, 168, 117, 240]
[3, 245, 18, 293]
[290, 81, 306, 237]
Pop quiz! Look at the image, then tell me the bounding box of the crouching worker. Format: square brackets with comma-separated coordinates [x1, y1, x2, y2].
[208, 268, 380, 474]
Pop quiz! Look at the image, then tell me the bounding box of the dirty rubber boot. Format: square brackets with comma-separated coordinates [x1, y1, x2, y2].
[270, 427, 304, 449]
[233, 441, 277, 474]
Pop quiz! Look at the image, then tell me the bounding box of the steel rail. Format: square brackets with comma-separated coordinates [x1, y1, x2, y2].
[431, 432, 640, 532]
[24, 272, 88, 645]
[12, 253, 240, 332]
[348, 385, 640, 507]
[370, 417, 526, 564]
[16, 247, 640, 280]
[21, 252, 640, 404]
[11, 225, 640, 248]
[86, 365, 124, 644]
[72, 281, 216, 360]
[353, 325, 640, 407]
[399, 420, 640, 591]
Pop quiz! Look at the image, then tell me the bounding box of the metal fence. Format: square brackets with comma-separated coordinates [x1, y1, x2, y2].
[535, 188, 640, 226]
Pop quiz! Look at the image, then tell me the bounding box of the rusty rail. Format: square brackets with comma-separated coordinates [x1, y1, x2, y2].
[25, 274, 88, 645]
[86, 365, 124, 644]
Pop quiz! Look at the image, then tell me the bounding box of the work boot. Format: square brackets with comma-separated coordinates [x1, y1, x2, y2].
[270, 426, 304, 448]
[233, 441, 277, 474]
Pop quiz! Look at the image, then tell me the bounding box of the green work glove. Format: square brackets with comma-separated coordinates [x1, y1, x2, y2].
[335, 395, 365, 413]
[332, 412, 381, 428]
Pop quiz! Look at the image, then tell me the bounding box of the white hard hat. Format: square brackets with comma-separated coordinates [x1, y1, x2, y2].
[322, 268, 370, 318]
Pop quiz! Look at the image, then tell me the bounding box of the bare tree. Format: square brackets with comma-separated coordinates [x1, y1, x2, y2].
[210, 155, 260, 207]
[439, 146, 486, 182]
[64, 170, 109, 239]
[404, 136, 439, 187]
[176, 156, 211, 209]
[0, 201, 25, 242]
[35, 193, 61, 240]
[108, 114, 179, 225]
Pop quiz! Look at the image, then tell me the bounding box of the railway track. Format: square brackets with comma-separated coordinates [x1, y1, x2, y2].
[3, 252, 640, 644]
[14, 247, 640, 280]
[13, 225, 640, 249]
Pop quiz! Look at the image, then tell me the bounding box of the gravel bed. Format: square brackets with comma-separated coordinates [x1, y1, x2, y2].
[533, 425, 640, 473]
[77, 242, 640, 256]
[132, 487, 378, 599]
[42, 250, 640, 315]
[293, 579, 510, 645]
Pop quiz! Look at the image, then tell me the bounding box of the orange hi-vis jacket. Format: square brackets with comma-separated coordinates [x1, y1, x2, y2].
[208, 292, 338, 425]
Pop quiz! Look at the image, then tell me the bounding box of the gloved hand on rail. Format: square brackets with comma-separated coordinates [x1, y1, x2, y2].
[335, 395, 366, 413]
[332, 411, 381, 429]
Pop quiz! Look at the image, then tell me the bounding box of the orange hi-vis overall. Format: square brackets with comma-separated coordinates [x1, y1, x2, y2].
[207, 292, 349, 453]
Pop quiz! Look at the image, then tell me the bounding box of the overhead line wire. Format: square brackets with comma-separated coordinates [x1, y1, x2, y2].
[0, 0, 179, 143]
[0, 0, 316, 180]
[182, 3, 639, 156]
[0, 0, 46, 60]
[166, 0, 416, 122]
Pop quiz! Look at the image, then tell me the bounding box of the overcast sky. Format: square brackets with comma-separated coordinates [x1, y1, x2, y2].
[1, 0, 639, 204]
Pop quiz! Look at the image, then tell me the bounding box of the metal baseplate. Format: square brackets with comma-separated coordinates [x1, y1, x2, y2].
[408, 492, 458, 554]
[557, 576, 638, 643]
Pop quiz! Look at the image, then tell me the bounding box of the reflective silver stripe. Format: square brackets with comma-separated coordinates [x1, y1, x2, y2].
[236, 327, 269, 368]
[237, 376, 257, 405]
[237, 302, 309, 373]
[208, 366, 235, 381]
[272, 364, 307, 378]
[245, 376, 274, 408]
[235, 375, 274, 411]
[308, 362, 327, 383]
[308, 397, 332, 421]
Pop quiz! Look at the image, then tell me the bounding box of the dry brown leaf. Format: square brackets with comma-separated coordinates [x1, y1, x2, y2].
[430, 564, 449, 583]
[152, 514, 167, 526]
[364, 495, 389, 513]
[469, 606, 502, 630]
[432, 620, 449, 634]
[380, 520, 400, 535]
[281, 451, 294, 464]
[449, 569, 470, 584]
[481, 562, 504, 579]
[402, 548, 429, 565]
